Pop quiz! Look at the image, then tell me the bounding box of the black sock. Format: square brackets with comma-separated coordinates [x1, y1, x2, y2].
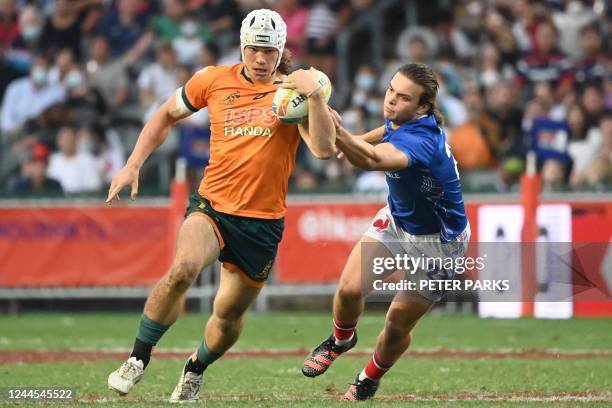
[130, 338, 153, 368]
[184, 356, 207, 375]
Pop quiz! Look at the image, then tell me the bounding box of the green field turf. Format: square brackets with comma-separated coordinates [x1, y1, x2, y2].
[1, 312, 611, 407]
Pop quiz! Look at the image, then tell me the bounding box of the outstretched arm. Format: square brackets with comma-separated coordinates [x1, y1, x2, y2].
[357, 125, 386, 145]
[106, 90, 192, 204]
[334, 123, 385, 159]
[335, 126, 408, 171]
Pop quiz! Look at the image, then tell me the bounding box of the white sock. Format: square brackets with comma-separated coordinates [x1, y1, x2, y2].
[334, 332, 354, 347]
[358, 368, 369, 381]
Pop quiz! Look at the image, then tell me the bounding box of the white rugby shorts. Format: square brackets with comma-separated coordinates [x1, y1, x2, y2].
[364, 205, 471, 302]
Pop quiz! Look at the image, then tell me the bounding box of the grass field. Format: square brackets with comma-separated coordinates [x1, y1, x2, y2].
[1, 312, 611, 407]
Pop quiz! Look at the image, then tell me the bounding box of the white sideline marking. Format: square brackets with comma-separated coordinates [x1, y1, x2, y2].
[62, 347, 612, 356]
[80, 394, 612, 403]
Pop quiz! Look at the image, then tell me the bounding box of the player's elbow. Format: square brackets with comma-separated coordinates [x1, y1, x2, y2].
[313, 151, 332, 160]
[310, 145, 334, 160]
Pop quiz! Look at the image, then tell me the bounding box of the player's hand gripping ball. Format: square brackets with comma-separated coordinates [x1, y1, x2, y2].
[273, 69, 332, 124]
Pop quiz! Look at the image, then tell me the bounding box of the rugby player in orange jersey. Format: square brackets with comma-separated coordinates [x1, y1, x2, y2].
[105, 9, 336, 403]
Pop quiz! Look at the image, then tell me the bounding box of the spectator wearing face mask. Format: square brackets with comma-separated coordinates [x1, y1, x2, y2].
[64, 67, 107, 123]
[47, 125, 102, 194]
[1, 54, 65, 134]
[350, 64, 384, 130]
[8, 5, 43, 71]
[351, 64, 376, 108]
[172, 14, 210, 67]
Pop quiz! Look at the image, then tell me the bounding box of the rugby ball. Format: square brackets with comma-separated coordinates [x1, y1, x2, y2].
[272, 69, 332, 124]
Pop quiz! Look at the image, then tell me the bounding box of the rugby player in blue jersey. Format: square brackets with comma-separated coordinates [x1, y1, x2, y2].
[302, 63, 471, 401]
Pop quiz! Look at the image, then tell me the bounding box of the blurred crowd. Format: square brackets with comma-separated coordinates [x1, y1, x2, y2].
[327, 0, 611, 194]
[0, 0, 610, 197]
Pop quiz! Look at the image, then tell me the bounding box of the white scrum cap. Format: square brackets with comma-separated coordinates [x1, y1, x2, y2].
[240, 8, 287, 70]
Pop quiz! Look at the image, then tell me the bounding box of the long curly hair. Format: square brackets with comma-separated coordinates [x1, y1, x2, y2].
[397, 63, 445, 126]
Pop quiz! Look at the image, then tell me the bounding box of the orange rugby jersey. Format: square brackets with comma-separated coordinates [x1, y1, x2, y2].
[181, 63, 301, 219]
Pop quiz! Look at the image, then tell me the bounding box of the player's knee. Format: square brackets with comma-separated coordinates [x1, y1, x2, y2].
[167, 259, 201, 292]
[216, 301, 246, 322]
[213, 313, 243, 336]
[336, 282, 362, 303]
[384, 312, 415, 340]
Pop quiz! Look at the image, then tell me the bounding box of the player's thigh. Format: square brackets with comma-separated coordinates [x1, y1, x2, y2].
[338, 235, 395, 296]
[172, 214, 221, 273]
[212, 265, 261, 321]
